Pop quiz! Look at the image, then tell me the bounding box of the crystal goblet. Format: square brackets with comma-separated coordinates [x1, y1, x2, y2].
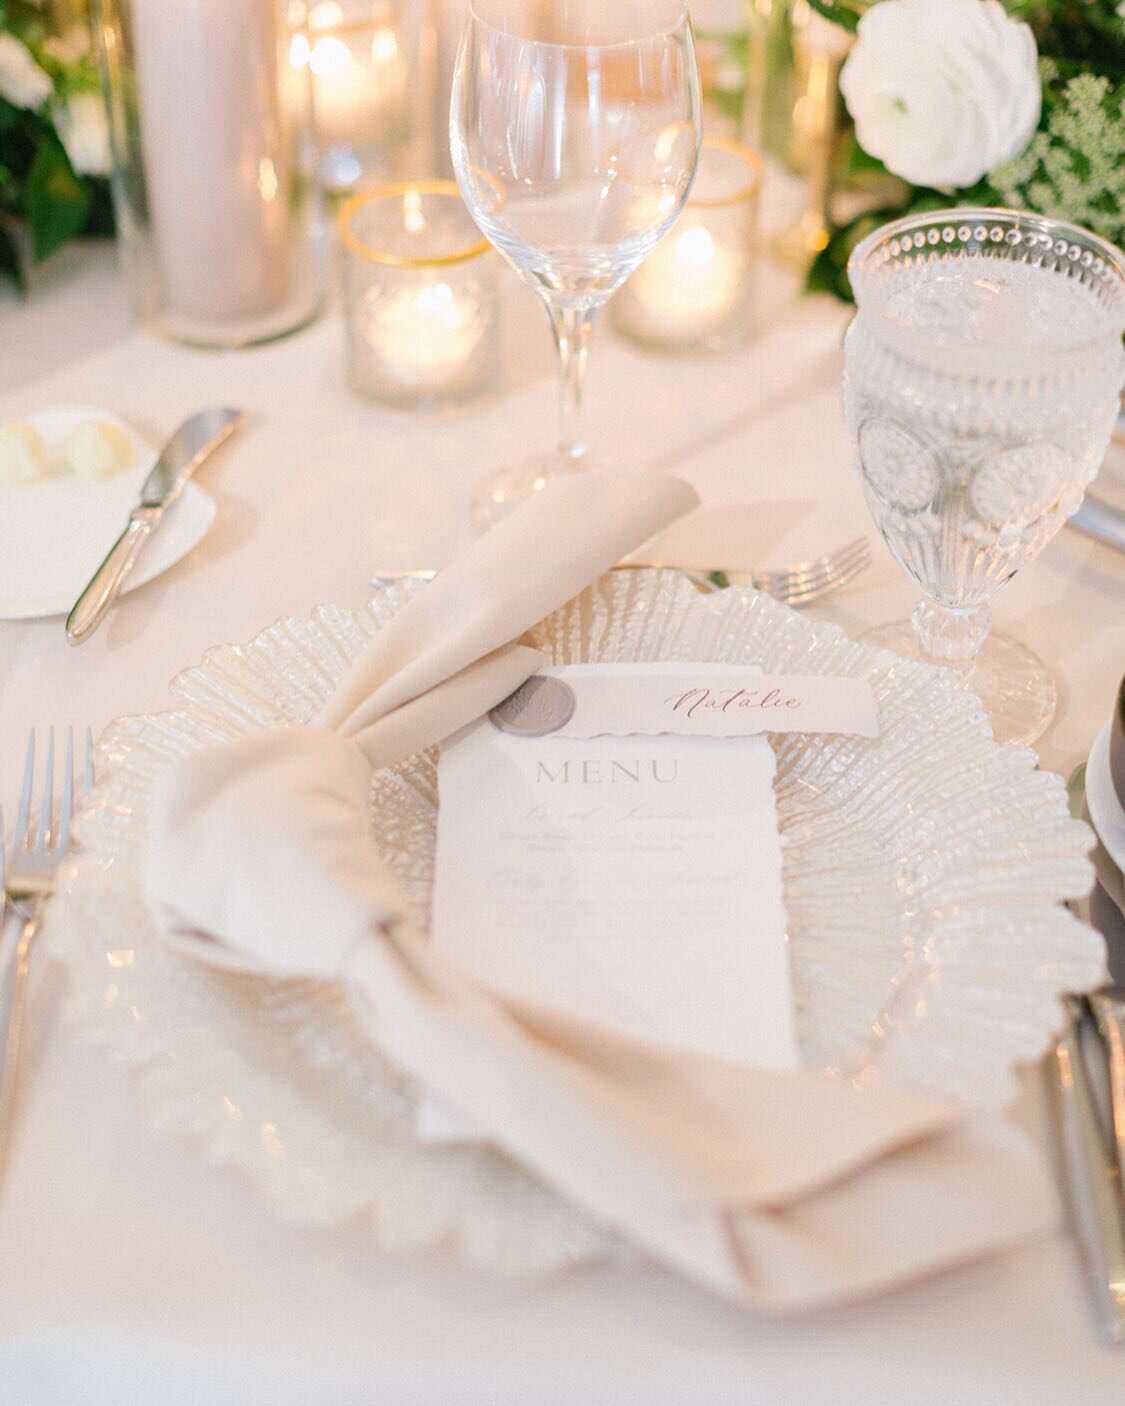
[844, 209, 1125, 746]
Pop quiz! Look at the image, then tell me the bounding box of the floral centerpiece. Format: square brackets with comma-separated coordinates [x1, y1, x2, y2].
[0, 0, 112, 290]
[806, 0, 1125, 299]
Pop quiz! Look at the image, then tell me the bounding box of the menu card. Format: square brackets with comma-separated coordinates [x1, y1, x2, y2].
[421, 664, 804, 1139]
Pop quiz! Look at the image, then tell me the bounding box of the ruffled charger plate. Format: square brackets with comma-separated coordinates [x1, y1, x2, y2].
[47, 573, 1101, 1276]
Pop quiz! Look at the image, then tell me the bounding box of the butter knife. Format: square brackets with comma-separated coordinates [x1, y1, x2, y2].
[1047, 995, 1125, 1344]
[66, 407, 244, 645]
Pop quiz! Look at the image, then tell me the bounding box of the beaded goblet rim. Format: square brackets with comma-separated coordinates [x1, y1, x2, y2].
[848, 207, 1125, 373]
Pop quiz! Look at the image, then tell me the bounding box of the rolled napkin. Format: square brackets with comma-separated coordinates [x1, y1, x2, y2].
[144, 470, 1057, 1311]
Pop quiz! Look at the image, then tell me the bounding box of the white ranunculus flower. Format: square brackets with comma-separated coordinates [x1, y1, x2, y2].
[57, 91, 112, 176]
[0, 32, 53, 111]
[839, 0, 1041, 190]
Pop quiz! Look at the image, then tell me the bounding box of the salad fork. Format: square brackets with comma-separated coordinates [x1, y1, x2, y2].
[0, 726, 94, 1171]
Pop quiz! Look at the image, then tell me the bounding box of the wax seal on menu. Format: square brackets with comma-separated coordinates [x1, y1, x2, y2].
[489, 675, 576, 737]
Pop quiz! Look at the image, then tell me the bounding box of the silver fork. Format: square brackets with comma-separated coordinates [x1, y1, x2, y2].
[695, 536, 873, 606]
[0, 726, 94, 1170]
[371, 536, 874, 609]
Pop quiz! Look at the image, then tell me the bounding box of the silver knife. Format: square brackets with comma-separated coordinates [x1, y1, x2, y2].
[1046, 995, 1125, 1345]
[1070, 494, 1125, 556]
[66, 407, 244, 644]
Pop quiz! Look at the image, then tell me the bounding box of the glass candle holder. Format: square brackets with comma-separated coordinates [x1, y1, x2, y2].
[610, 136, 761, 353]
[93, 0, 328, 348]
[340, 180, 499, 409]
[772, 0, 853, 269]
[289, 0, 412, 195]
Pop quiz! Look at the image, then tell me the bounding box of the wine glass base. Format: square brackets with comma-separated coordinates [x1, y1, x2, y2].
[862, 621, 1057, 748]
[472, 454, 610, 529]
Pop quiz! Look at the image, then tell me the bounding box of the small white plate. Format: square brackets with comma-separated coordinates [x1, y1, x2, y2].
[0, 405, 216, 621]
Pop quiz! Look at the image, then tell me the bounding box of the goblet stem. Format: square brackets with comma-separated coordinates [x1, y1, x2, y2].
[911, 598, 992, 667]
[547, 302, 596, 468]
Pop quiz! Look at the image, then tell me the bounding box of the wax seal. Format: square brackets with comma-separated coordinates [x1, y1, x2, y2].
[489, 675, 576, 737]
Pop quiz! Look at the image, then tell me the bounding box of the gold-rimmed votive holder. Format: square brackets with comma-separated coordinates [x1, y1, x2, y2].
[611, 136, 762, 353]
[340, 180, 499, 409]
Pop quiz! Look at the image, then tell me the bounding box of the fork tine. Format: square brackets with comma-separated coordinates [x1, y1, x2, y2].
[761, 538, 870, 589]
[83, 728, 95, 793]
[776, 551, 870, 603]
[15, 731, 34, 852]
[779, 552, 869, 604]
[55, 728, 75, 857]
[33, 727, 55, 852]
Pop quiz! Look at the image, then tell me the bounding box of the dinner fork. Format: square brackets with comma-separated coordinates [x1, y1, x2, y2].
[699, 536, 873, 605]
[371, 536, 874, 609]
[0, 726, 94, 1172]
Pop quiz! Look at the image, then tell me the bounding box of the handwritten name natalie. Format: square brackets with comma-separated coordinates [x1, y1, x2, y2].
[535, 664, 879, 740]
[664, 685, 802, 720]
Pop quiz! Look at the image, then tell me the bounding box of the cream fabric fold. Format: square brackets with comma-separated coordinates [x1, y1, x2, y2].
[143, 469, 1057, 1312]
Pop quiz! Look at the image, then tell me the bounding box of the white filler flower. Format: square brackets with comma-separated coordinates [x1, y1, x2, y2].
[57, 91, 112, 176]
[839, 0, 1041, 190]
[0, 32, 52, 111]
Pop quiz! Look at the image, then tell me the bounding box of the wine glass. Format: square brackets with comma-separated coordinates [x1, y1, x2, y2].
[450, 0, 702, 523]
[844, 208, 1125, 746]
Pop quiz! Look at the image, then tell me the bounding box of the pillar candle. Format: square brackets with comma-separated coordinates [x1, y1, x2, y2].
[132, 0, 294, 324]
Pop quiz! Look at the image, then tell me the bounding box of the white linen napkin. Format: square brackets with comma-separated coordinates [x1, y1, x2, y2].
[143, 470, 1057, 1311]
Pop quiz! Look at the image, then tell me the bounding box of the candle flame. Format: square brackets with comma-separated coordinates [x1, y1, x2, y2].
[310, 34, 351, 78]
[371, 26, 398, 64]
[309, 0, 344, 29]
[403, 189, 425, 234]
[414, 282, 454, 315]
[673, 225, 716, 267]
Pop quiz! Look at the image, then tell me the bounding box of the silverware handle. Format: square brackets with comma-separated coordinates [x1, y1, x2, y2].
[1089, 993, 1125, 1196]
[1047, 1001, 1125, 1345]
[0, 913, 39, 1176]
[66, 508, 158, 645]
[1069, 496, 1125, 556]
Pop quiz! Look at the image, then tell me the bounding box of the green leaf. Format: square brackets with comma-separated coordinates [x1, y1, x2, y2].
[25, 136, 90, 262]
[805, 0, 865, 34]
[0, 220, 24, 292]
[80, 178, 115, 238]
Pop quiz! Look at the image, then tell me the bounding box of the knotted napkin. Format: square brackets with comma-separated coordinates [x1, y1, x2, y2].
[144, 471, 1057, 1311]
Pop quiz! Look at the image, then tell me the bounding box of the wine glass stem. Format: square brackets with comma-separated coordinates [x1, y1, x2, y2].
[911, 598, 992, 668]
[548, 302, 595, 467]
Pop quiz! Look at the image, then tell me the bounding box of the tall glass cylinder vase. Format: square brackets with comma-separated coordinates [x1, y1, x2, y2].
[92, 0, 328, 346]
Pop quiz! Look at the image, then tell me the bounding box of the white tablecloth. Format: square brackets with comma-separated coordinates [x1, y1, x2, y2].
[0, 244, 1123, 1405]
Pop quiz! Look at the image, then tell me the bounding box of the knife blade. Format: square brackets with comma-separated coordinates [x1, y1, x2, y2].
[66, 407, 244, 644]
[1070, 494, 1125, 556]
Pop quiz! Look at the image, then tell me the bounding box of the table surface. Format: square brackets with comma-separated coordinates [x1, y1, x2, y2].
[1, 242, 1123, 1405]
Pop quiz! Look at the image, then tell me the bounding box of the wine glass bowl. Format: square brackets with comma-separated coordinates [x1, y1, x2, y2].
[451, 0, 701, 521]
[844, 209, 1125, 745]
